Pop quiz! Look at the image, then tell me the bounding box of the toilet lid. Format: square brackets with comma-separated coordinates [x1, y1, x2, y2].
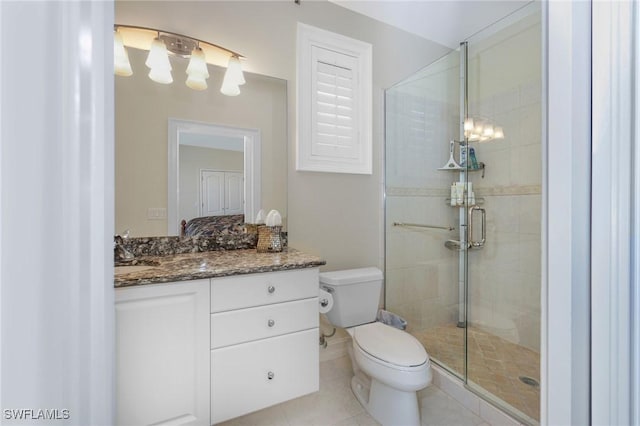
[353, 322, 427, 367]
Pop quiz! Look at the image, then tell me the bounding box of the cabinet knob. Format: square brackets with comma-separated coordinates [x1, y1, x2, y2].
[267, 371, 275, 380]
[268, 319, 275, 327]
[267, 285, 276, 294]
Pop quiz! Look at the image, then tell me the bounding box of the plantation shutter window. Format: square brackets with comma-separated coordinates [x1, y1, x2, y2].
[297, 23, 372, 174]
[312, 47, 359, 159]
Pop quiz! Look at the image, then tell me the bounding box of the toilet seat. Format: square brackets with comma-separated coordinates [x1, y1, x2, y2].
[353, 322, 428, 368]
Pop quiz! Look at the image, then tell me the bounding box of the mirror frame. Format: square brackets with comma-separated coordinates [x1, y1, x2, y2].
[167, 118, 261, 235]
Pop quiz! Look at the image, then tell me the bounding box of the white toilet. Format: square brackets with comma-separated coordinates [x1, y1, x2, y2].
[320, 267, 432, 426]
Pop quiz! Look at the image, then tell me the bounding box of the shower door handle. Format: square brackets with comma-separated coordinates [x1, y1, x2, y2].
[468, 206, 486, 248]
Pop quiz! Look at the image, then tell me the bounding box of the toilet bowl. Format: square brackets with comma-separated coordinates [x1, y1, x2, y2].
[320, 268, 432, 426]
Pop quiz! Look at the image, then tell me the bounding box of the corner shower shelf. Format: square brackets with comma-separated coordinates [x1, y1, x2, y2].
[437, 162, 485, 178]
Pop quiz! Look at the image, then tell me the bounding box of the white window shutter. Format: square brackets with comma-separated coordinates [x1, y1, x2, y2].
[297, 23, 372, 174]
[312, 48, 359, 159]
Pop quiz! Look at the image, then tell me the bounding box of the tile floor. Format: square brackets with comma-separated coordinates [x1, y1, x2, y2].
[414, 324, 540, 422]
[218, 355, 489, 426]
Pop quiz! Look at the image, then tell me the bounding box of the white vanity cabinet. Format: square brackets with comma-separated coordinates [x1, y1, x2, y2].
[115, 280, 210, 426]
[210, 268, 320, 424]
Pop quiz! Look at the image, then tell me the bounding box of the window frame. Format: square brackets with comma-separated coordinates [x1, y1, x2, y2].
[296, 23, 372, 174]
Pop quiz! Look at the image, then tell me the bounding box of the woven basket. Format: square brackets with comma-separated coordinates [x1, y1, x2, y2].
[256, 225, 283, 253]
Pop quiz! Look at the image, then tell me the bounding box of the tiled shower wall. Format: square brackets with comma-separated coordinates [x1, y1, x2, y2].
[385, 50, 463, 335]
[385, 11, 541, 352]
[467, 13, 541, 351]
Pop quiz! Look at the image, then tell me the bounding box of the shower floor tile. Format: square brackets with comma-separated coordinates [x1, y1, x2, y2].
[414, 323, 540, 422]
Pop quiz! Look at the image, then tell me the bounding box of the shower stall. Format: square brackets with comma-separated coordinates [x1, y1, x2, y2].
[385, 4, 541, 424]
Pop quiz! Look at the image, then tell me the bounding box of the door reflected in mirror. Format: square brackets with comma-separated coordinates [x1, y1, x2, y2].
[168, 119, 261, 236]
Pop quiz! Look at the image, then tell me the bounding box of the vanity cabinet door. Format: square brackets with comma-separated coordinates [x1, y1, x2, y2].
[116, 280, 210, 426]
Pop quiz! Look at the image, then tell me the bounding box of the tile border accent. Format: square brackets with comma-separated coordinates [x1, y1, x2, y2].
[386, 185, 541, 198]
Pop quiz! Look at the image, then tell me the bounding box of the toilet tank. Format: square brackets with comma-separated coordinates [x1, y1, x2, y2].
[319, 267, 383, 328]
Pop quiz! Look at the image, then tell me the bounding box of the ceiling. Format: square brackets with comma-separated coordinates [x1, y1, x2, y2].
[328, 0, 533, 49]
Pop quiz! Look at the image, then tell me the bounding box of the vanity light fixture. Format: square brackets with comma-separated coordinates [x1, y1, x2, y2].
[114, 25, 246, 95]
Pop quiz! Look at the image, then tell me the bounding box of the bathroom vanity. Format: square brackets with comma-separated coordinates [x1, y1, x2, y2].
[114, 249, 325, 426]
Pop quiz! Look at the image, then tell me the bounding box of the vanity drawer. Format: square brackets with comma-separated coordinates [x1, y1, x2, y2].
[211, 297, 318, 349]
[210, 328, 319, 424]
[211, 268, 318, 313]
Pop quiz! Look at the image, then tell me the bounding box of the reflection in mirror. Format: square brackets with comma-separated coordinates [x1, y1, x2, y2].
[168, 119, 261, 235]
[115, 47, 287, 237]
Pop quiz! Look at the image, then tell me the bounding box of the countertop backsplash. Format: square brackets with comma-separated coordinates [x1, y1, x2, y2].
[116, 232, 288, 259]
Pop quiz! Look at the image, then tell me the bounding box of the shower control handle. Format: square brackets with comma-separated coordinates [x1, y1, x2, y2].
[267, 285, 276, 294]
[267, 319, 275, 327]
[468, 205, 486, 248]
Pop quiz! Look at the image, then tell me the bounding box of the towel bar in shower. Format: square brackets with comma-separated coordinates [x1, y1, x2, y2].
[393, 222, 455, 231]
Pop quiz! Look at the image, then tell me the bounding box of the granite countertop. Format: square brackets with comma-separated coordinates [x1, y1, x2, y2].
[114, 248, 326, 288]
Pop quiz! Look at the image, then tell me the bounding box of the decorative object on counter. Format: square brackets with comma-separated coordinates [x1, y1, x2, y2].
[265, 209, 282, 227]
[256, 209, 283, 253]
[257, 225, 283, 253]
[114, 24, 246, 95]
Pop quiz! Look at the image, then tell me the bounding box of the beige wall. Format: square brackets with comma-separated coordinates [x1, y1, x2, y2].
[115, 0, 449, 269]
[179, 146, 243, 223]
[115, 48, 287, 236]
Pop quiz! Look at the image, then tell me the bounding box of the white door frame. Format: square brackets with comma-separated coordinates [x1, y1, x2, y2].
[591, 1, 637, 424]
[168, 118, 261, 235]
[544, 1, 591, 424]
[0, 1, 114, 423]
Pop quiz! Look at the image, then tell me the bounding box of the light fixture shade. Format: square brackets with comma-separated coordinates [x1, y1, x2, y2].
[114, 31, 132, 76]
[225, 56, 246, 86]
[494, 126, 505, 139]
[220, 80, 240, 96]
[185, 48, 209, 90]
[186, 48, 209, 79]
[482, 124, 494, 138]
[148, 68, 173, 85]
[145, 38, 172, 83]
[186, 75, 208, 91]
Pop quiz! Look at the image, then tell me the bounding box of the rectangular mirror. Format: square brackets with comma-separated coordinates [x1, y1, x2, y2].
[115, 47, 287, 237]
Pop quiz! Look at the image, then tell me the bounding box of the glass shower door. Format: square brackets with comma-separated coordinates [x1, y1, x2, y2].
[385, 47, 467, 378]
[385, 3, 541, 425]
[463, 4, 542, 423]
